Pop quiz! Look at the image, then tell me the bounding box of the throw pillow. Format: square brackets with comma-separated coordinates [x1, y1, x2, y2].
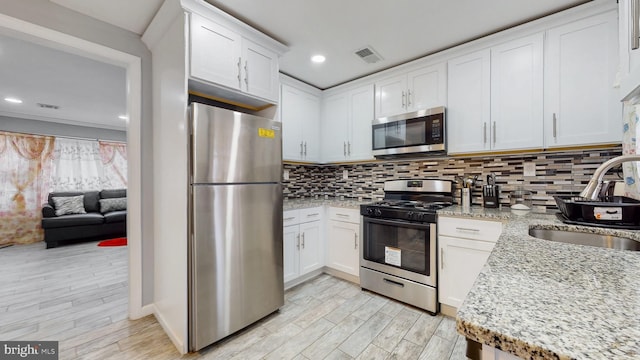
[52, 195, 87, 216]
[100, 197, 127, 213]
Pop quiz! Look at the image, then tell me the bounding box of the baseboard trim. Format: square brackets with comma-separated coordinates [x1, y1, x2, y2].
[153, 306, 187, 354]
[285, 269, 324, 290]
[322, 267, 360, 285]
[440, 303, 457, 318]
[129, 303, 154, 320]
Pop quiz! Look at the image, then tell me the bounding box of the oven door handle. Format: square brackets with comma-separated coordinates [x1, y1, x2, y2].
[383, 278, 405, 287]
[363, 216, 432, 229]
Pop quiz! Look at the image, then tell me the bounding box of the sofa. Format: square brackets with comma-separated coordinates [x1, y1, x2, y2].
[41, 189, 127, 248]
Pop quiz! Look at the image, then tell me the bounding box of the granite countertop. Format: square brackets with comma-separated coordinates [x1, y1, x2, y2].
[284, 198, 372, 211]
[444, 205, 640, 359]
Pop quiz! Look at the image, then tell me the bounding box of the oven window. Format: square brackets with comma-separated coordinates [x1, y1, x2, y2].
[363, 218, 430, 275]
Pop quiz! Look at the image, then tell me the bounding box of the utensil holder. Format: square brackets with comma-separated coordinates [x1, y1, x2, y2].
[461, 188, 471, 210]
[483, 185, 500, 208]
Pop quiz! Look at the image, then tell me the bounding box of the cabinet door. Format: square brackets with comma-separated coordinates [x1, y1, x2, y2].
[280, 84, 304, 161]
[283, 225, 300, 283]
[300, 92, 321, 162]
[299, 221, 323, 275]
[242, 39, 279, 102]
[375, 75, 408, 118]
[321, 92, 350, 162]
[545, 11, 621, 147]
[619, 0, 640, 97]
[491, 34, 544, 151]
[348, 84, 374, 161]
[447, 49, 491, 154]
[407, 63, 447, 111]
[190, 13, 242, 90]
[327, 220, 360, 276]
[438, 235, 495, 308]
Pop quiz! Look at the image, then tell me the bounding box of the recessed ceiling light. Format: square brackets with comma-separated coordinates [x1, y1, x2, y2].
[4, 97, 22, 104]
[311, 55, 326, 64]
[118, 115, 128, 120]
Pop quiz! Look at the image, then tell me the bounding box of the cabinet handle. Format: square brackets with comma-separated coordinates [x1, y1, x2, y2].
[301, 233, 305, 249]
[347, 142, 351, 156]
[384, 278, 404, 287]
[300, 142, 303, 156]
[336, 213, 349, 218]
[552, 113, 557, 139]
[344, 142, 347, 156]
[493, 121, 496, 145]
[483, 122, 487, 144]
[456, 227, 480, 232]
[632, 0, 640, 50]
[354, 233, 358, 249]
[304, 141, 307, 156]
[296, 233, 300, 250]
[401, 91, 406, 108]
[440, 248, 444, 269]
[244, 61, 249, 88]
[407, 89, 412, 107]
[306, 213, 319, 217]
[284, 217, 296, 221]
[237, 57, 242, 88]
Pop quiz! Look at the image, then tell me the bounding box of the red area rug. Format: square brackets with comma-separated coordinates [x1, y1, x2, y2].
[97, 237, 127, 247]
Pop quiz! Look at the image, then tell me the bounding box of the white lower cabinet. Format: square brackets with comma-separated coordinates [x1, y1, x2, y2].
[438, 216, 502, 309]
[283, 207, 324, 284]
[326, 207, 360, 277]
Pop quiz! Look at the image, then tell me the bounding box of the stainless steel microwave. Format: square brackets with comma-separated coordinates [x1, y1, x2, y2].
[372, 106, 446, 158]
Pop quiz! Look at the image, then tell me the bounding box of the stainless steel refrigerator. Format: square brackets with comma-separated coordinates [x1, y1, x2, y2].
[188, 103, 284, 351]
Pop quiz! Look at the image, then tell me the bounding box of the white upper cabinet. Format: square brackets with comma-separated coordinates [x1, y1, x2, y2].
[447, 49, 491, 154]
[618, 0, 640, 99]
[321, 84, 374, 163]
[189, 12, 280, 103]
[490, 34, 544, 151]
[448, 34, 544, 154]
[375, 63, 446, 119]
[281, 81, 321, 162]
[544, 10, 621, 147]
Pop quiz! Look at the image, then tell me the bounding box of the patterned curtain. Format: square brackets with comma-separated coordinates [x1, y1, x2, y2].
[98, 141, 128, 189]
[51, 138, 104, 191]
[0, 131, 54, 245]
[622, 102, 640, 200]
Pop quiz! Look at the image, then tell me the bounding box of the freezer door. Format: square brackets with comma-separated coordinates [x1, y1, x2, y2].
[191, 103, 282, 184]
[189, 183, 284, 351]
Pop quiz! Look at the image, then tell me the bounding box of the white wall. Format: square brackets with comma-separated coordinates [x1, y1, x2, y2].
[0, 0, 154, 306]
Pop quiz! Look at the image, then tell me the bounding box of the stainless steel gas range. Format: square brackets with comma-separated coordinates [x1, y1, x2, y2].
[360, 179, 453, 314]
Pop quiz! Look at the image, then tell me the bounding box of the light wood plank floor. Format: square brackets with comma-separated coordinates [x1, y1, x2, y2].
[0, 242, 468, 359]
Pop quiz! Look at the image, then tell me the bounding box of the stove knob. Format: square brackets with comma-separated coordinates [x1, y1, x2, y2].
[408, 211, 414, 219]
[374, 209, 382, 217]
[366, 207, 374, 215]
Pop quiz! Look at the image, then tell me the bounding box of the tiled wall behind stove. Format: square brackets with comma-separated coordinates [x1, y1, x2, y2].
[284, 146, 623, 210]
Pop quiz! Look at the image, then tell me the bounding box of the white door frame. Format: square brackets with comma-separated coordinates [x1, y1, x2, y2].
[0, 13, 147, 319]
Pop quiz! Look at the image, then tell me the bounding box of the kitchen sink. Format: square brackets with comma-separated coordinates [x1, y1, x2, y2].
[528, 228, 640, 251]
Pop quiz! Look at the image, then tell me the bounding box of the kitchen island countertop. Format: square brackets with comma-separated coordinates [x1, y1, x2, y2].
[440, 205, 640, 359]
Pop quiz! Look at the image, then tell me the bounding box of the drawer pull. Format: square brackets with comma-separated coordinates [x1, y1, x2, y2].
[456, 227, 480, 232]
[284, 217, 296, 221]
[306, 213, 320, 217]
[336, 213, 349, 218]
[383, 278, 405, 287]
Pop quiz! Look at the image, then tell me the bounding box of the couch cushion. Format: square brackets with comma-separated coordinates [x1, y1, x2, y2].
[52, 195, 86, 216]
[101, 189, 126, 199]
[103, 210, 126, 224]
[48, 191, 100, 213]
[99, 197, 127, 213]
[41, 213, 104, 229]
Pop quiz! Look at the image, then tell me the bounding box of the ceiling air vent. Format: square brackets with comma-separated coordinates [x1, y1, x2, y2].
[37, 103, 60, 110]
[354, 46, 383, 64]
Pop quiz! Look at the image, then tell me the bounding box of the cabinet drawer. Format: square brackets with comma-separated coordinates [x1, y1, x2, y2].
[438, 216, 502, 242]
[299, 207, 323, 223]
[328, 207, 360, 223]
[283, 210, 299, 226]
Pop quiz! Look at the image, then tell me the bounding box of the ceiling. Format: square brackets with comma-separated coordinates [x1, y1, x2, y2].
[0, 0, 593, 131]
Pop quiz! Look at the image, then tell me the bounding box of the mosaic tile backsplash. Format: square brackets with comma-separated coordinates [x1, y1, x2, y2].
[283, 146, 623, 210]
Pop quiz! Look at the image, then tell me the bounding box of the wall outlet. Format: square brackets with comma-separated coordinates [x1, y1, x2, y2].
[283, 169, 289, 180]
[342, 169, 349, 180]
[523, 162, 536, 177]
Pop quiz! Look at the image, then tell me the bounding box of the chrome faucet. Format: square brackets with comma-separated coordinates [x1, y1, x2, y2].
[579, 154, 640, 200]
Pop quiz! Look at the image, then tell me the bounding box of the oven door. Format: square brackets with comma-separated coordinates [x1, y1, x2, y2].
[360, 216, 437, 286]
